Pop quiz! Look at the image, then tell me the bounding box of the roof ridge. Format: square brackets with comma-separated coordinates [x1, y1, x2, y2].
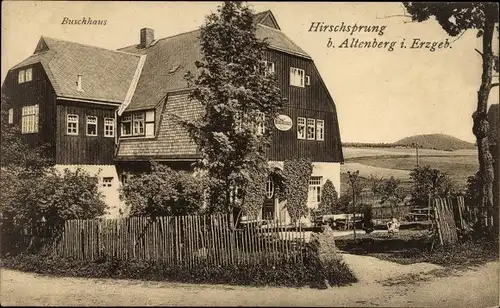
[42, 36, 141, 57]
[118, 28, 201, 51]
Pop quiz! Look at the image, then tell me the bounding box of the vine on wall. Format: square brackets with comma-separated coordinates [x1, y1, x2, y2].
[277, 159, 313, 223]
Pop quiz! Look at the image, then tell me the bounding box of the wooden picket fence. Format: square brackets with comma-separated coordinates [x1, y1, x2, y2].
[48, 214, 308, 267]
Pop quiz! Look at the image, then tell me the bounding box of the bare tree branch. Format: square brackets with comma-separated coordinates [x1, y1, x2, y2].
[376, 14, 413, 20]
[451, 30, 467, 43]
[492, 83, 499, 88]
[475, 48, 484, 57]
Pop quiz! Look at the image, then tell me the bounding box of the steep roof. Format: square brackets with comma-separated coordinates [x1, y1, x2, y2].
[118, 23, 310, 111]
[10, 37, 143, 104]
[116, 92, 202, 160]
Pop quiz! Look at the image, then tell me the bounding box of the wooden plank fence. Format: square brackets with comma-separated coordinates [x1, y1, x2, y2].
[433, 197, 459, 245]
[432, 195, 498, 246]
[48, 214, 308, 267]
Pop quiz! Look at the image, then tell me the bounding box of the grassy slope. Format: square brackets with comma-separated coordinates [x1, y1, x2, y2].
[341, 147, 478, 192]
[348, 155, 478, 185]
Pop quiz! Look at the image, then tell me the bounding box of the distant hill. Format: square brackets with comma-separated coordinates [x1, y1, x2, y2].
[394, 134, 476, 151]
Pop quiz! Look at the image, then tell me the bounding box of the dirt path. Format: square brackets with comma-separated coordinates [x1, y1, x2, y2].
[1, 255, 498, 307]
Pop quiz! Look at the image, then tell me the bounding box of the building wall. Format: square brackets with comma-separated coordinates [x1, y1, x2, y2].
[265, 49, 343, 163]
[2, 63, 57, 159]
[56, 100, 117, 165]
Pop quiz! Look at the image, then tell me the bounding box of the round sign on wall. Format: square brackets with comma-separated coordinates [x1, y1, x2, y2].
[274, 114, 293, 131]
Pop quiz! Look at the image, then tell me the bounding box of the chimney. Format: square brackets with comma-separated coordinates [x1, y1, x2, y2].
[76, 74, 83, 92]
[140, 28, 154, 48]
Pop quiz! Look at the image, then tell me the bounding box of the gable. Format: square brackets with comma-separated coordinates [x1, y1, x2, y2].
[254, 10, 280, 30]
[34, 37, 49, 54]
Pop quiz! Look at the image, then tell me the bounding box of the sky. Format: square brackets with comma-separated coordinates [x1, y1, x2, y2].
[2, 1, 499, 143]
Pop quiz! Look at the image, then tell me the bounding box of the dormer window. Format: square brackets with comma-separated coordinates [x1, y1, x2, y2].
[120, 111, 155, 138]
[133, 113, 145, 135]
[121, 115, 132, 136]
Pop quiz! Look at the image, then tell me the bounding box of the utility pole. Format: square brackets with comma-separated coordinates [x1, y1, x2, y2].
[347, 170, 360, 241]
[412, 142, 420, 167]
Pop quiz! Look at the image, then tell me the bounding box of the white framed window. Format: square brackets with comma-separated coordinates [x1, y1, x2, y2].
[121, 115, 132, 136]
[316, 119, 324, 141]
[102, 177, 113, 187]
[86, 116, 97, 136]
[104, 118, 115, 137]
[18, 68, 33, 83]
[121, 113, 147, 137]
[133, 113, 145, 135]
[21, 105, 39, 134]
[308, 176, 323, 205]
[290, 67, 305, 87]
[18, 70, 25, 84]
[297, 117, 306, 140]
[8, 108, 14, 124]
[263, 61, 275, 76]
[25, 68, 33, 82]
[67, 114, 79, 135]
[305, 75, 310, 86]
[307, 118, 316, 140]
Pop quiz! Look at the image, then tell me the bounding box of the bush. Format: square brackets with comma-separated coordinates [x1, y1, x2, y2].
[1, 251, 357, 289]
[1, 167, 106, 256]
[120, 162, 207, 217]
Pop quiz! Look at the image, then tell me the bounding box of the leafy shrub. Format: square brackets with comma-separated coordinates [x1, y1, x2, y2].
[120, 162, 207, 217]
[1, 167, 106, 256]
[2, 247, 357, 289]
[409, 165, 456, 206]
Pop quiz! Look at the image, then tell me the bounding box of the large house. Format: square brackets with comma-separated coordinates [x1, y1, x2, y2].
[2, 10, 344, 221]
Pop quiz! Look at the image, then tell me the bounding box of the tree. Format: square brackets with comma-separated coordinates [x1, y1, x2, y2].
[372, 176, 407, 218]
[403, 3, 499, 209]
[465, 171, 482, 206]
[347, 170, 364, 239]
[183, 2, 286, 225]
[318, 179, 339, 214]
[409, 165, 456, 206]
[119, 162, 207, 218]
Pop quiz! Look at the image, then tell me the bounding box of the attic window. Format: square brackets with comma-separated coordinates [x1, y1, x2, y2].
[18, 68, 32, 84]
[168, 65, 180, 74]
